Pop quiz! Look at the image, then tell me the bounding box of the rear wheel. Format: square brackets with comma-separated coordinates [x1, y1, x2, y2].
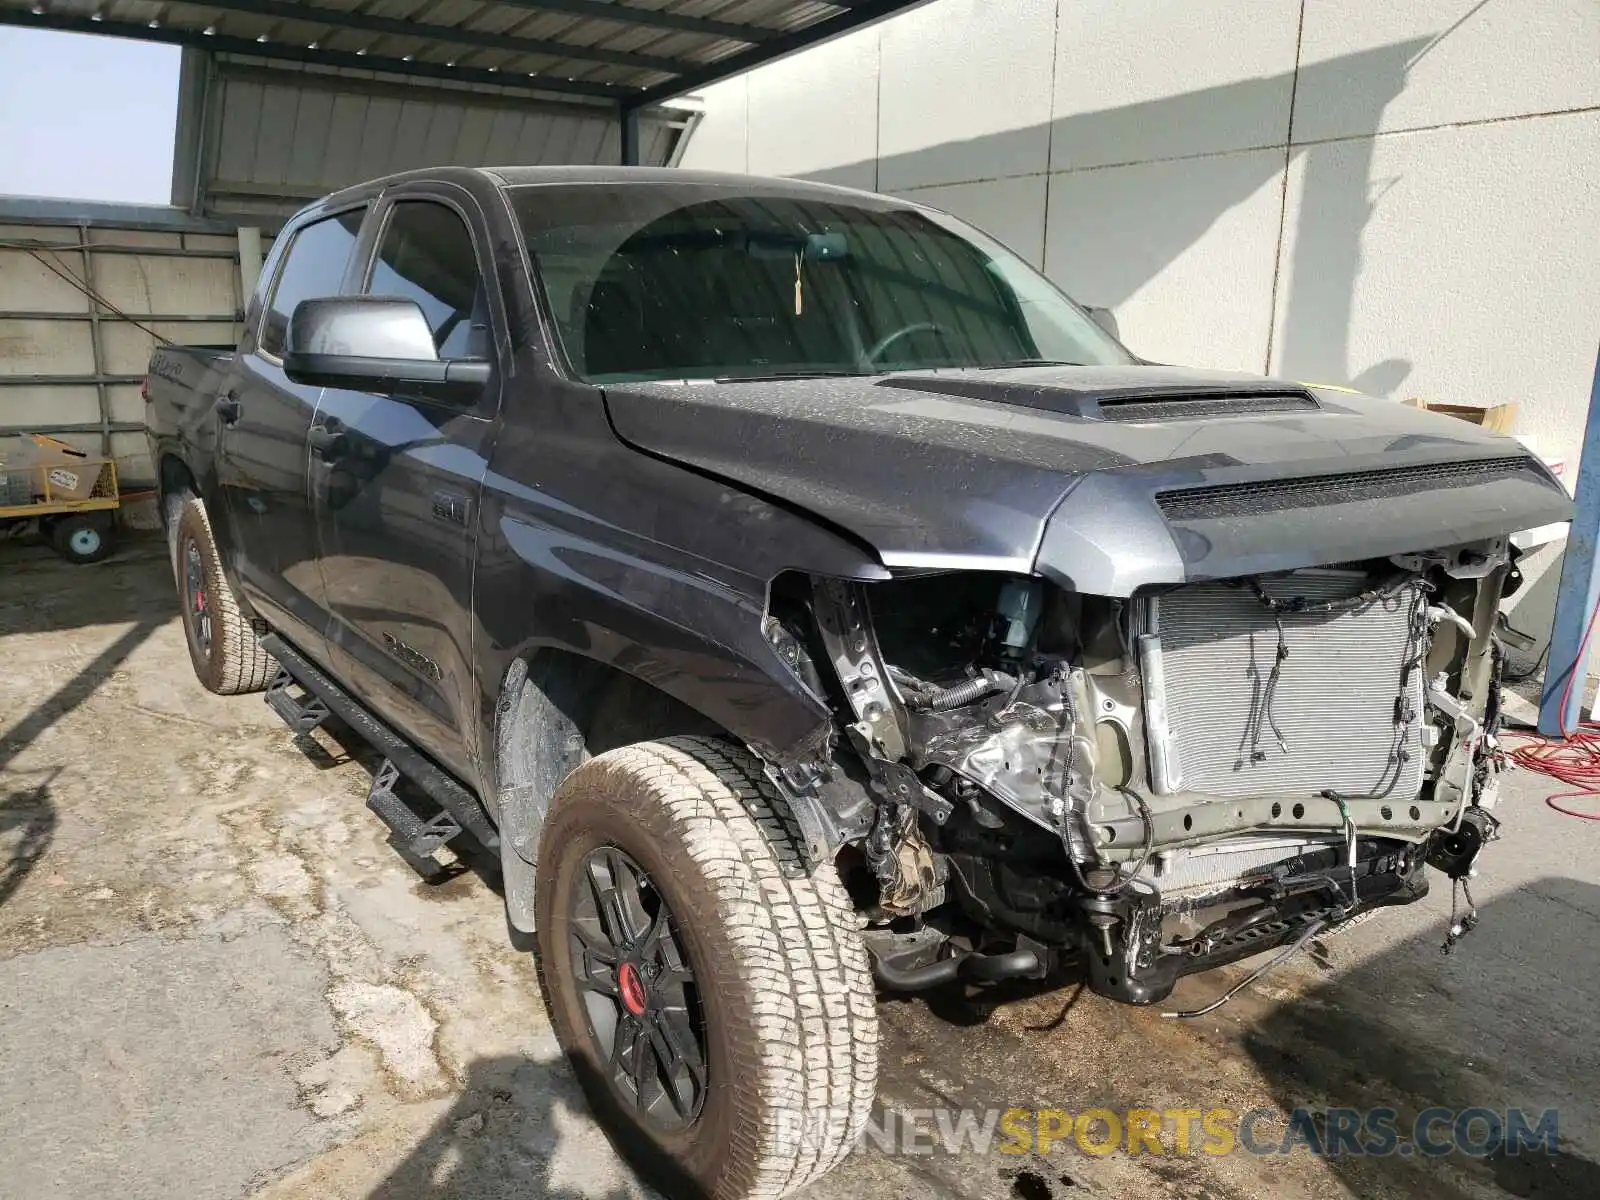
[49, 512, 114, 564]
[171, 493, 275, 694]
[535, 736, 877, 1200]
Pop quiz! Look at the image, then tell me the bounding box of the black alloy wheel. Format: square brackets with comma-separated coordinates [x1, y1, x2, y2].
[534, 737, 879, 1199]
[569, 845, 708, 1130]
[183, 535, 213, 660]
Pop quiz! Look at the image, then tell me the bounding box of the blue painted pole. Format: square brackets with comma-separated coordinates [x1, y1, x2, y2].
[1538, 341, 1600, 736]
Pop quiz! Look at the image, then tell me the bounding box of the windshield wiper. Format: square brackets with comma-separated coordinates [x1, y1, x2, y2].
[975, 358, 1086, 369]
[712, 368, 877, 382]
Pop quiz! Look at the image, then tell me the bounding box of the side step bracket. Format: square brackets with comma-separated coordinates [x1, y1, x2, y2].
[266, 667, 331, 733]
[259, 633, 500, 855]
[366, 759, 464, 880]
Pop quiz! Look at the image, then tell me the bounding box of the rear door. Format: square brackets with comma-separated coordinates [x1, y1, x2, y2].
[217, 205, 368, 657]
[309, 187, 503, 780]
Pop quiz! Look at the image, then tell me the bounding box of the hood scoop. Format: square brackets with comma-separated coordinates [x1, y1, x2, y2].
[876, 375, 1320, 422]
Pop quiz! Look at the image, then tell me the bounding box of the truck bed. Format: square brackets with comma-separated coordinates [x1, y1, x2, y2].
[145, 344, 234, 489]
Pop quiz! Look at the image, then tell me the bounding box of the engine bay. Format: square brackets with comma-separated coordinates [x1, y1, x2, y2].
[767, 538, 1515, 1006]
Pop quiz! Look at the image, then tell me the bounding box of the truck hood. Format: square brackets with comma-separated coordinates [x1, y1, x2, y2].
[602, 365, 1572, 593]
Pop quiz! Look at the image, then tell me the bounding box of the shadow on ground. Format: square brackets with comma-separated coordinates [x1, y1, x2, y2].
[1, 544, 172, 904]
[0, 769, 57, 909]
[364, 1052, 704, 1200]
[861, 871, 1600, 1199]
[0, 534, 173, 638]
[1244, 876, 1600, 1200]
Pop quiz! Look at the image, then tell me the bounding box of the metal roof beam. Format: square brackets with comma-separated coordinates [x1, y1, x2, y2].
[174, 0, 697, 74]
[491, 0, 778, 44]
[0, 9, 641, 101]
[625, 0, 930, 105]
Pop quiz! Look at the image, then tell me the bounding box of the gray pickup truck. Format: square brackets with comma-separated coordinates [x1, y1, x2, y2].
[145, 166, 1572, 1199]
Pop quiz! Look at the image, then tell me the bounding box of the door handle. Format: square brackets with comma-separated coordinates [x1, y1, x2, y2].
[307, 422, 348, 462]
[216, 392, 241, 425]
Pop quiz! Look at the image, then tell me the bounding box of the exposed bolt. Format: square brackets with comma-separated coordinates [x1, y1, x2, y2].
[1086, 912, 1119, 959]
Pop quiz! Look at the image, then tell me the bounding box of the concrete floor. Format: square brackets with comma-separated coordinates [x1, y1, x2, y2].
[2, 534, 1598, 1200]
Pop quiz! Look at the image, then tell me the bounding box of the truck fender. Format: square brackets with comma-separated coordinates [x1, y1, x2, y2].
[491, 642, 853, 932]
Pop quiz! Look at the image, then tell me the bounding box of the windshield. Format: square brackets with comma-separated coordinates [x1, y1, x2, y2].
[508, 183, 1132, 384]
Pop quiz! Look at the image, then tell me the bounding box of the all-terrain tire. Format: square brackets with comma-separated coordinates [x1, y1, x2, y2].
[170, 492, 275, 694]
[535, 736, 878, 1200]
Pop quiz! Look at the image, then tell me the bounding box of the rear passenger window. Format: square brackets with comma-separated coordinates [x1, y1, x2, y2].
[258, 209, 365, 357]
[367, 201, 487, 360]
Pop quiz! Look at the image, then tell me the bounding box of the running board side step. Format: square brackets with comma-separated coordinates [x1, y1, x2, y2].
[259, 633, 500, 853]
[366, 759, 463, 881]
[266, 667, 331, 732]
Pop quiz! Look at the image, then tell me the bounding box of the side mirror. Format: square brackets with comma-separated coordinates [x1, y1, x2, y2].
[283, 296, 489, 403]
[1085, 306, 1121, 341]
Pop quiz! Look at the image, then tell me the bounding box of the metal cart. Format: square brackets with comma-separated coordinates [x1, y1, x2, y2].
[0, 454, 121, 563]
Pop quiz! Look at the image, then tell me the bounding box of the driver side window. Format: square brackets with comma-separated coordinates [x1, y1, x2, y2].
[258, 208, 365, 358]
[366, 201, 488, 360]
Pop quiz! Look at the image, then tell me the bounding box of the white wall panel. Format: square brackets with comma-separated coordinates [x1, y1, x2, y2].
[1, 215, 244, 487]
[678, 77, 750, 173]
[111, 430, 153, 486]
[1295, 0, 1600, 142]
[747, 27, 880, 190]
[1272, 109, 1600, 470]
[0, 388, 101, 428]
[107, 385, 147, 426]
[100, 322, 239, 376]
[89, 256, 238, 319]
[0, 224, 75, 245]
[877, 0, 1059, 191]
[0, 319, 95, 375]
[894, 175, 1050, 268]
[82, 230, 184, 250]
[1044, 148, 1285, 375]
[667, 0, 1599, 661]
[0, 249, 87, 313]
[1050, 0, 1301, 170]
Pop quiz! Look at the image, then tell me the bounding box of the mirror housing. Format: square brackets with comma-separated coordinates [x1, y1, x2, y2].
[1085, 305, 1121, 341]
[282, 296, 489, 402]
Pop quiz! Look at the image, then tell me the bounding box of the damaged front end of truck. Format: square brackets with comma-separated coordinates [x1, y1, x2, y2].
[763, 506, 1546, 1008]
[603, 366, 1575, 1008]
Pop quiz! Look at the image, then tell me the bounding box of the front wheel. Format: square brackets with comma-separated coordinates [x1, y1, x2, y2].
[535, 736, 878, 1200]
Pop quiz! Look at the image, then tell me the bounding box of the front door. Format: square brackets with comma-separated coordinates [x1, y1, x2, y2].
[218, 205, 367, 657]
[310, 192, 501, 782]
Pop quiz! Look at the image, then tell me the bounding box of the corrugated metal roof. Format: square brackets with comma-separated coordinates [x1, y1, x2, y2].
[185, 58, 695, 224]
[0, 0, 924, 101]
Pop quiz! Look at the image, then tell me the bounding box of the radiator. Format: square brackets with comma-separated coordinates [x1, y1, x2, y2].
[1146, 571, 1426, 802]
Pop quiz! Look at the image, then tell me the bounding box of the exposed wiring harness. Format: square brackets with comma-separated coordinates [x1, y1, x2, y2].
[1161, 917, 1329, 1020]
[1061, 786, 1156, 897]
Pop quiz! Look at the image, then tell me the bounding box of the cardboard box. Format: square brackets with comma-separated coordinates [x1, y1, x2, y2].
[2, 434, 104, 502]
[1402, 396, 1518, 434]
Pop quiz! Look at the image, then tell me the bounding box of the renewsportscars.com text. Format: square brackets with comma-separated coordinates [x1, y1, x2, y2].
[776, 1106, 1561, 1160]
